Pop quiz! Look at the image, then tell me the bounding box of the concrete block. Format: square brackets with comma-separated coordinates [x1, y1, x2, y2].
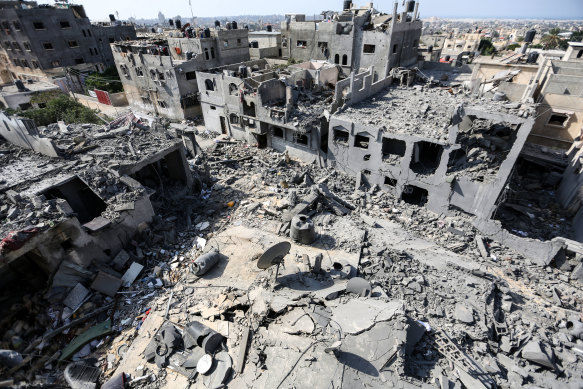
[91, 271, 123, 297]
[571, 262, 583, 284]
[63, 283, 90, 310]
[521, 340, 554, 369]
[121, 262, 144, 287]
[454, 303, 474, 324]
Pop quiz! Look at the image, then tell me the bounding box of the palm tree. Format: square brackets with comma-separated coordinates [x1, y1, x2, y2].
[541, 28, 562, 50]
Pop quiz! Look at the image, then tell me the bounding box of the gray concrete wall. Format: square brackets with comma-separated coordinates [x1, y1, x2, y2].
[0, 112, 60, 157]
[326, 103, 534, 222]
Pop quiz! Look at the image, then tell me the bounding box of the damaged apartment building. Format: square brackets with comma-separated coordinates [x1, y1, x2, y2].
[196, 38, 583, 267]
[281, 1, 421, 78]
[0, 111, 195, 320]
[0, 1, 136, 91]
[112, 24, 249, 120]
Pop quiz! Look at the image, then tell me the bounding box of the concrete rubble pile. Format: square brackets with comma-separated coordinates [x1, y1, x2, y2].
[1, 121, 582, 388]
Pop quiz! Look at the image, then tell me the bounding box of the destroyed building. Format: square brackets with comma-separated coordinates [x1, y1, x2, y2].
[113, 25, 251, 120]
[0, 110, 195, 319]
[281, 1, 421, 77]
[196, 58, 339, 162]
[0, 1, 136, 91]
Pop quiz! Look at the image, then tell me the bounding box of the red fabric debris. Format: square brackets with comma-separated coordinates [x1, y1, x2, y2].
[0, 228, 41, 254]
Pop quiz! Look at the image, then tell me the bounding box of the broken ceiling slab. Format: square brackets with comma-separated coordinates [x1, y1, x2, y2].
[329, 299, 405, 335]
[280, 308, 316, 335]
[83, 216, 112, 232]
[90, 271, 123, 297]
[63, 283, 90, 310]
[120, 262, 144, 287]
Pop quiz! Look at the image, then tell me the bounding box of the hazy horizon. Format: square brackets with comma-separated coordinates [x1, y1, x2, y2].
[34, 0, 583, 22]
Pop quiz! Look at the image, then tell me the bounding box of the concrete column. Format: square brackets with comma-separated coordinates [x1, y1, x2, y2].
[413, 2, 419, 20]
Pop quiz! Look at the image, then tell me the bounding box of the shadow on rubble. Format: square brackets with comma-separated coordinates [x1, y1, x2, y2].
[336, 351, 379, 377]
[312, 233, 338, 250]
[275, 272, 335, 291]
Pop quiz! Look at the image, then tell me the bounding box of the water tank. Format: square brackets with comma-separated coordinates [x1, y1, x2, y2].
[527, 51, 539, 64]
[186, 52, 193, 60]
[15, 79, 26, 92]
[238, 66, 247, 78]
[214, 20, 220, 29]
[406, 0, 415, 13]
[169, 19, 174, 26]
[266, 25, 272, 32]
[226, 22, 232, 30]
[204, 27, 211, 38]
[524, 29, 536, 44]
[343, 0, 352, 10]
[108, 14, 116, 22]
[175, 20, 182, 29]
[232, 21, 237, 29]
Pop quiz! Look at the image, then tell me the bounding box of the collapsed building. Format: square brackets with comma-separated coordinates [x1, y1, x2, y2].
[197, 58, 339, 162]
[281, 1, 421, 77]
[0, 111, 196, 323]
[112, 25, 250, 120]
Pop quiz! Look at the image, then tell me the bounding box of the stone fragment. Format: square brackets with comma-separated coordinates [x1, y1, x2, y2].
[454, 303, 474, 324]
[522, 340, 554, 369]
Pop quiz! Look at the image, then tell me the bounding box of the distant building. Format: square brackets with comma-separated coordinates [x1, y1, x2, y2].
[112, 25, 251, 120]
[248, 31, 282, 59]
[280, 1, 422, 77]
[0, 1, 136, 92]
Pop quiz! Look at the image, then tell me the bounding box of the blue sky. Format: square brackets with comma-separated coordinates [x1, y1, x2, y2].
[39, 0, 583, 21]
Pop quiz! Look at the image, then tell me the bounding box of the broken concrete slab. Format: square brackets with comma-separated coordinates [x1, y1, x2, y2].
[522, 340, 555, 370]
[454, 303, 474, 324]
[280, 308, 315, 335]
[90, 271, 123, 297]
[330, 299, 404, 335]
[346, 277, 372, 297]
[120, 262, 144, 287]
[63, 283, 90, 310]
[110, 249, 130, 271]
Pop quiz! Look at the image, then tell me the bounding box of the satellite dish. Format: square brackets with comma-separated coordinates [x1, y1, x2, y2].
[257, 241, 291, 288]
[257, 241, 291, 269]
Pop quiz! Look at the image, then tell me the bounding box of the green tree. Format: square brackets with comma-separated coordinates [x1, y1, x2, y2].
[84, 66, 123, 94]
[516, 36, 525, 42]
[541, 28, 563, 50]
[507, 43, 520, 51]
[20, 94, 101, 126]
[478, 39, 497, 55]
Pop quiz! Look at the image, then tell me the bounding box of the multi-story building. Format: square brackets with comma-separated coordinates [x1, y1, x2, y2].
[0, 1, 135, 91]
[441, 32, 482, 62]
[280, 1, 422, 78]
[248, 30, 282, 59]
[112, 27, 249, 120]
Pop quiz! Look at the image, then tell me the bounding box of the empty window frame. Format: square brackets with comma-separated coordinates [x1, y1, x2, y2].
[273, 126, 284, 138]
[230, 113, 239, 124]
[223, 39, 228, 47]
[204, 48, 209, 60]
[392, 44, 398, 54]
[342, 54, 348, 65]
[401, 185, 428, 206]
[158, 100, 168, 108]
[296, 133, 308, 145]
[297, 40, 307, 48]
[384, 177, 397, 187]
[68, 40, 79, 48]
[13, 21, 21, 30]
[211, 47, 215, 59]
[363, 44, 375, 53]
[410, 141, 443, 175]
[547, 112, 569, 127]
[51, 60, 61, 67]
[33, 21, 45, 30]
[334, 54, 340, 64]
[43, 42, 54, 50]
[23, 41, 31, 51]
[74, 58, 85, 64]
[205, 79, 214, 91]
[382, 137, 406, 161]
[185, 71, 196, 80]
[354, 134, 369, 149]
[135, 67, 144, 77]
[60, 20, 71, 29]
[333, 126, 349, 144]
[229, 83, 238, 96]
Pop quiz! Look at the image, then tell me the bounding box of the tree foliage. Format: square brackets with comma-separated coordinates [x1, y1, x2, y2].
[19, 93, 101, 126]
[541, 28, 564, 50]
[84, 66, 123, 94]
[478, 39, 496, 55]
[507, 43, 520, 51]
